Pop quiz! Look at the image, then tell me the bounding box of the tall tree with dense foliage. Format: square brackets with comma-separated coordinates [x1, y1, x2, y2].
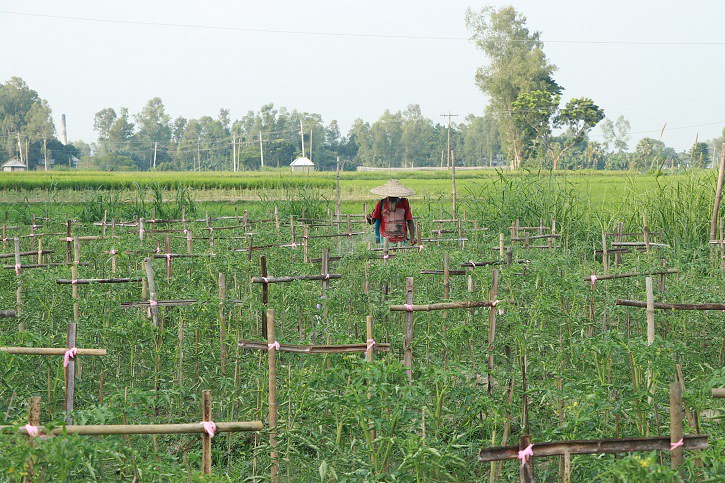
[512, 91, 604, 169]
[466, 6, 560, 169]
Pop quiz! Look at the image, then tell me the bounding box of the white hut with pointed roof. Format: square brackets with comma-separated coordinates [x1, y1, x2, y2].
[290, 156, 314, 173]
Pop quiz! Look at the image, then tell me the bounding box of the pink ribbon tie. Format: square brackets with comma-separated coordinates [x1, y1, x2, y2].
[268, 341, 280, 351]
[109, 250, 117, 255]
[469, 260, 476, 267]
[517, 444, 534, 467]
[262, 277, 269, 284]
[404, 304, 414, 312]
[590, 274, 597, 289]
[670, 438, 684, 451]
[418, 245, 423, 252]
[383, 254, 389, 260]
[14, 264, 21, 275]
[365, 338, 376, 356]
[491, 300, 500, 307]
[201, 421, 217, 438]
[148, 299, 158, 317]
[65, 237, 74, 242]
[25, 424, 39, 438]
[324, 274, 330, 280]
[63, 347, 77, 367]
[498, 308, 504, 315]
[166, 254, 172, 262]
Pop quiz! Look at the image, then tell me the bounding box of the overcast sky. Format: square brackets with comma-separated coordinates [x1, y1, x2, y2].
[2, 0, 725, 152]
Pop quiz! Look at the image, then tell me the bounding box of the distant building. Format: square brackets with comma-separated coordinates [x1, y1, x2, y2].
[2, 158, 27, 172]
[290, 157, 314, 173]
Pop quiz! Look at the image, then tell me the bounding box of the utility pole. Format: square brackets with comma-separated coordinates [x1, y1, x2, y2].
[232, 134, 237, 172]
[300, 120, 306, 158]
[16, 133, 23, 166]
[153, 142, 158, 170]
[440, 111, 458, 169]
[259, 132, 265, 168]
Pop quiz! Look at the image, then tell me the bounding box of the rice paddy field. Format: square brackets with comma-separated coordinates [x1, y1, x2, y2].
[0, 169, 722, 481]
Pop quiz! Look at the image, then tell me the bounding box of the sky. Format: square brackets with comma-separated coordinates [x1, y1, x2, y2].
[2, 0, 725, 152]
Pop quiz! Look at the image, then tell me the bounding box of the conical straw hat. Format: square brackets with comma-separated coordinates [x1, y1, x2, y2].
[370, 179, 415, 197]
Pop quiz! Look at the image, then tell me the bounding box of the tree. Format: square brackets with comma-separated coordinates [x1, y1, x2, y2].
[634, 138, 665, 171]
[601, 115, 631, 154]
[24, 100, 55, 169]
[551, 97, 604, 170]
[93, 108, 117, 151]
[466, 6, 560, 168]
[689, 141, 709, 168]
[401, 104, 434, 168]
[512, 91, 604, 169]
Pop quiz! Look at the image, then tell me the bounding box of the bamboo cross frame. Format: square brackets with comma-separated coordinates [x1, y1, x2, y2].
[0, 342, 106, 423]
[390, 276, 507, 380]
[482, 383, 703, 481]
[3, 392, 263, 476]
[249, 309, 383, 482]
[479, 435, 708, 482]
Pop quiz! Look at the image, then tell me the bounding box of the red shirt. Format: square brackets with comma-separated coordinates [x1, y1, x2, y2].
[372, 198, 412, 242]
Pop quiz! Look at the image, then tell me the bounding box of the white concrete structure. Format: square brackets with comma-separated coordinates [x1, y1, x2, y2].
[290, 156, 314, 173]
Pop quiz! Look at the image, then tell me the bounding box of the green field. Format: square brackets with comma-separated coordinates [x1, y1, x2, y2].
[0, 170, 722, 481]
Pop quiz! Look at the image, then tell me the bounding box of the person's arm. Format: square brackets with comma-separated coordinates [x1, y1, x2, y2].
[407, 219, 416, 245]
[403, 199, 415, 244]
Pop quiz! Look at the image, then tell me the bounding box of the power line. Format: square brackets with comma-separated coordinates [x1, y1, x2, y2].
[0, 10, 465, 41]
[4, 10, 725, 46]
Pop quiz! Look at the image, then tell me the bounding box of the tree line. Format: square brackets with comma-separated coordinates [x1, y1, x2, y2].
[1, 4, 722, 175]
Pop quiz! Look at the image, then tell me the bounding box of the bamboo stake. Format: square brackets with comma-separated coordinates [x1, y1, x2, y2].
[164, 234, 172, 280]
[520, 434, 533, 482]
[390, 300, 500, 312]
[10, 421, 263, 435]
[261, 256, 269, 339]
[670, 383, 684, 471]
[26, 396, 40, 481]
[646, 277, 655, 344]
[404, 277, 414, 381]
[144, 258, 158, 327]
[202, 390, 212, 475]
[710, 144, 725, 242]
[0, 347, 107, 356]
[219, 273, 227, 373]
[488, 269, 499, 395]
[14, 238, 22, 327]
[66, 220, 72, 263]
[66, 322, 76, 424]
[267, 309, 279, 483]
[366, 315, 374, 363]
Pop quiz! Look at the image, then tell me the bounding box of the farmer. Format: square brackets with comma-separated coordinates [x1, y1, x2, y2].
[366, 179, 416, 245]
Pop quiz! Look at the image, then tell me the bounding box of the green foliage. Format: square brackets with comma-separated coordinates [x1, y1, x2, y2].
[0, 171, 722, 480]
